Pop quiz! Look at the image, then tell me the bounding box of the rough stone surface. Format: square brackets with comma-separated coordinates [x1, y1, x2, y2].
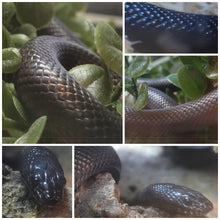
[2, 165, 72, 218]
[127, 206, 170, 218]
[75, 173, 128, 217]
[75, 173, 176, 218]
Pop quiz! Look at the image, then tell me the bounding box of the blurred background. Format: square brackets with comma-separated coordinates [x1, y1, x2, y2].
[114, 145, 218, 217]
[86, 2, 122, 35]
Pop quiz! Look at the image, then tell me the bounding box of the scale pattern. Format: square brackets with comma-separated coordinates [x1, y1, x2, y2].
[74, 146, 121, 189]
[19, 146, 66, 205]
[125, 2, 218, 52]
[135, 183, 213, 217]
[75, 146, 213, 216]
[15, 36, 122, 143]
[145, 87, 177, 109]
[126, 89, 218, 143]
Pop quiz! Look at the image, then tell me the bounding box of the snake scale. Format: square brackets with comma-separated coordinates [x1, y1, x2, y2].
[19, 146, 66, 205]
[125, 2, 218, 53]
[75, 146, 214, 217]
[126, 87, 218, 143]
[15, 34, 122, 143]
[14, 8, 218, 143]
[12, 7, 217, 216]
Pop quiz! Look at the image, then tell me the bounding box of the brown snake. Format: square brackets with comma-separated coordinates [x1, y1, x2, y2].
[15, 35, 122, 143]
[126, 88, 217, 143]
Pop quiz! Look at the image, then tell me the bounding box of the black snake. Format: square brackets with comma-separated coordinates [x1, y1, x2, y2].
[11, 7, 216, 217]
[125, 2, 218, 53]
[14, 12, 217, 144]
[75, 146, 214, 217]
[15, 19, 122, 143]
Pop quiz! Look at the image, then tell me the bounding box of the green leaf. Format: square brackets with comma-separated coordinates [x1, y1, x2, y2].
[3, 114, 20, 129]
[2, 48, 22, 73]
[69, 64, 112, 105]
[134, 82, 148, 110]
[2, 25, 14, 48]
[178, 65, 207, 100]
[14, 23, 37, 39]
[15, 116, 47, 144]
[2, 137, 17, 144]
[95, 22, 122, 74]
[15, 3, 53, 29]
[12, 96, 28, 122]
[7, 128, 24, 139]
[125, 77, 137, 97]
[202, 56, 218, 80]
[127, 56, 151, 78]
[63, 17, 95, 49]
[167, 73, 181, 88]
[11, 33, 30, 48]
[54, 3, 86, 19]
[180, 56, 202, 71]
[3, 2, 16, 26]
[116, 99, 122, 115]
[2, 81, 20, 119]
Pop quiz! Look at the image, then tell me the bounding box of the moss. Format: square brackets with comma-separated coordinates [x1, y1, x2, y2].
[2, 165, 38, 218]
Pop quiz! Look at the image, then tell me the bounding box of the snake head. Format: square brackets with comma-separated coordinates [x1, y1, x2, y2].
[28, 161, 66, 205]
[19, 146, 66, 205]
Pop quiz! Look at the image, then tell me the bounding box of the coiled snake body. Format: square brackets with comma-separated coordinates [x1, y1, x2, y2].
[126, 87, 218, 143]
[15, 16, 217, 144]
[125, 2, 218, 53]
[15, 35, 122, 143]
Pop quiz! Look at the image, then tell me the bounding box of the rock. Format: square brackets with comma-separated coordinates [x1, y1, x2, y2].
[38, 187, 72, 218]
[127, 206, 170, 218]
[75, 173, 173, 218]
[75, 173, 128, 217]
[2, 165, 72, 218]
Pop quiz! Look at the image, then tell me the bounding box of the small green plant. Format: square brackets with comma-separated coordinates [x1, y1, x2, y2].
[125, 56, 217, 110]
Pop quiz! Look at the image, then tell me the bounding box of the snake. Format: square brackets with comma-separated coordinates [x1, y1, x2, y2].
[125, 2, 218, 53]
[14, 14, 217, 144]
[75, 146, 214, 217]
[126, 76, 218, 143]
[15, 19, 122, 144]
[19, 146, 66, 205]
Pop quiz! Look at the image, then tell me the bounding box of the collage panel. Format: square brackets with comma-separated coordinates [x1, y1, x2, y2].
[2, 145, 72, 217]
[3, 2, 123, 144]
[1, 1, 219, 219]
[125, 56, 218, 143]
[125, 2, 218, 53]
[74, 145, 217, 217]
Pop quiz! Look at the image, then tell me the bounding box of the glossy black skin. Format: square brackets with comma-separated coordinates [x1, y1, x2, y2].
[125, 2, 218, 53]
[15, 20, 122, 144]
[135, 183, 213, 217]
[75, 146, 121, 190]
[19, 146, 66, 205]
